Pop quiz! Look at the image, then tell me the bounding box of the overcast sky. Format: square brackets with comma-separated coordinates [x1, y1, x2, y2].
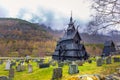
[0, 0, 92, 30]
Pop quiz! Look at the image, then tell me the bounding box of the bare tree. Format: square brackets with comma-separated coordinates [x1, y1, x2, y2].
[88, 0, 120, 34]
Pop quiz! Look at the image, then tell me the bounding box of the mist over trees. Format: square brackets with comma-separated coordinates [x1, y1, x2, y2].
[87, 0, 120, 34]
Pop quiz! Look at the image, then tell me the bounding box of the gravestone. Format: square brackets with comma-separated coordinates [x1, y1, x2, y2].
[0, 76, 8, 80]
[51, 62, 56, 66]
[48, 60, 53, 64]
[63, 61, 68, 65]
[28, 64, 33, 73]
[68, 64, 79, 74]
[39, 63, 50, 68]
[9, 68, 14, 79]
[96, 58, 102, 66]
[25, 59, 29, 63]
[33, 59, 38, 62]
[16, 64, 21, 72]
[16, 59, 19, 62]
[58, 62, 64, 67]
[36, 60, 41, 63]
[21, 65, 26, 71]
[25, 55, 31, 63]
[20, 60, 24, 64]
[5, 60, 11, 70]
[106, 57, 112, 64]
[36, 59, 44, 67]
[113, 57, 120, 62]
[36, 61, 40, 67]
[52, 67, 62, 80]
[88, 60, 92, 63]
[64, 60, 72, 65]
[75, 60, 84, 66]
[40, 59, 44, 63]
[101, 57, 106, 64]
[0, 60, 3, 65]
[50, 60, 56, 66]
[101, 58, 104, 65]
[10, 62, 16, 68]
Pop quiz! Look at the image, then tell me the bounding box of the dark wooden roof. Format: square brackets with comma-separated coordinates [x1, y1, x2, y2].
[102, 40, 116, 56]
[60, 30, 81, 41]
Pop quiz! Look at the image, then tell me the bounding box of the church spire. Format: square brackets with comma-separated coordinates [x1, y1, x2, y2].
[70, 11, 73, 23]
[67, 11, 75, 31]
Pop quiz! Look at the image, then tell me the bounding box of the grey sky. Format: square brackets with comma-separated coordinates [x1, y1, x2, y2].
[0, 0, 92, 30]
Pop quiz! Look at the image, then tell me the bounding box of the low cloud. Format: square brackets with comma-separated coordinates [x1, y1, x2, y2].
[17, 7, 69, 30]
[17, 7, 86, 30]
[0, 6, 8, 17]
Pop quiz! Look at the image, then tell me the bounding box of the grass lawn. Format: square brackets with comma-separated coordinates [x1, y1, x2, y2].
[0, 57, 120, 80]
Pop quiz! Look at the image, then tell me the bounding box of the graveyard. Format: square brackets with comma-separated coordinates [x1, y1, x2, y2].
[0, 56, 120, 80]
[0, 13, 120, 80]
[0, 0, 120, 80]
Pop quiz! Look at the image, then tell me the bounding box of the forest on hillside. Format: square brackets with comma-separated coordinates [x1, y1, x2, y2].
[0, 39, 104, 57]
[0, 39, 56, 57]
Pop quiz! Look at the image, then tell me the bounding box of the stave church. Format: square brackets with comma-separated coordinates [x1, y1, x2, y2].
[52, 14, 89, 61]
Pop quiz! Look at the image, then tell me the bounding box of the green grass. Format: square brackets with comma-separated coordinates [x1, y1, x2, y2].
[0, 58, 120, 80]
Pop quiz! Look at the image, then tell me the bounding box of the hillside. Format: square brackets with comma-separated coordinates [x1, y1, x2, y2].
[81, 33, 120, 44]
[0, 18, 56, 57]
[0, 18, 53, 41]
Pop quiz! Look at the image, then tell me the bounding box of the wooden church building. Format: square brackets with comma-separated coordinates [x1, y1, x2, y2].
[102, 40, 116, 57]
[52, 14, 89, 61]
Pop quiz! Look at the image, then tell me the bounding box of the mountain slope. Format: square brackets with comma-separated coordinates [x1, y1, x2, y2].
[0, 18, 56, 57]
[0, 18, 53, 41]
